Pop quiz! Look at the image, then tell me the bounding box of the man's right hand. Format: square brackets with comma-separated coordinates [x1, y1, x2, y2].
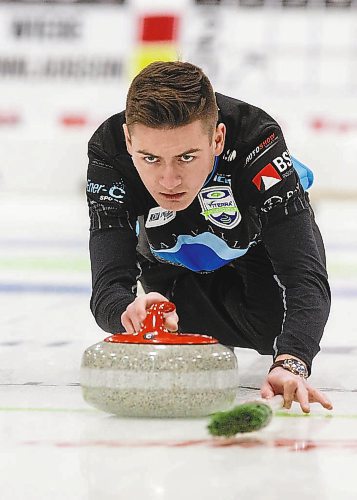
[120, 292, 179, 333]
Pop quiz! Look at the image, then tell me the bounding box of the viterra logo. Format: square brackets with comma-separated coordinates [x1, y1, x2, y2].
[198, 186, 241, 229]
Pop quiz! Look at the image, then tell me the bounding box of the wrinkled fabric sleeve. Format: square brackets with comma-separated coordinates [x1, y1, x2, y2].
[87, 147, 141, 333]
[241, 125, 331, 374]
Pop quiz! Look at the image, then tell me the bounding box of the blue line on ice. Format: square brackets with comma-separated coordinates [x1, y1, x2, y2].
[0, 283, 91, 294]
[0, 282, 357, 297]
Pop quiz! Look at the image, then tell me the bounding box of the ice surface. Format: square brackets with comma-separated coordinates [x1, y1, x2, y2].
[0, 196, 357, 500]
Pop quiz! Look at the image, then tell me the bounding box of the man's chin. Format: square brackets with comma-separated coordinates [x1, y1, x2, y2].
[160, 201, 190, 211]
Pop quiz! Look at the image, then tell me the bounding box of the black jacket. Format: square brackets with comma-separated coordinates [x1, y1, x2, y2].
[86, 92, 331, 372]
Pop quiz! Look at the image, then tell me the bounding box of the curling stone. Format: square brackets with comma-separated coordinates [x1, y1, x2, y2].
[80, 301, 239, 418]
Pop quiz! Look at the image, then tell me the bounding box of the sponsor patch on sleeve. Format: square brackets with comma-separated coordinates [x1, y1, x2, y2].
[261, 195, 284, 213]
[86, 179, 126, 204]
[245, 132, 279, 166]
[252, 164, 282, 192]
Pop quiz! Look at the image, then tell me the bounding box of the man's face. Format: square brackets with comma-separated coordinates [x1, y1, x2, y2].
[123, 119, 226, 211]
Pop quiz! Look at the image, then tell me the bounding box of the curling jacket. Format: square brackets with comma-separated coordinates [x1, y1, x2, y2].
[86, 92, 331, 373]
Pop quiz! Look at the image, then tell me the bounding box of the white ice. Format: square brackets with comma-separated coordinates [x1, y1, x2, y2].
[0, 194, 357, 500]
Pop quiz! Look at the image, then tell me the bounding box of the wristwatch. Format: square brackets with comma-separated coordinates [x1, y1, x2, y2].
[269, 358, 308, 379]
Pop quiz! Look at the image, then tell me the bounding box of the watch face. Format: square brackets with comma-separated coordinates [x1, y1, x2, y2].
[283, 359, 307, 378]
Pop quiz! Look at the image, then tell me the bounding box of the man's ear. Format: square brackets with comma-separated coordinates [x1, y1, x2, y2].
[123, 124, 132, 155]
[214, 123, 226, 156]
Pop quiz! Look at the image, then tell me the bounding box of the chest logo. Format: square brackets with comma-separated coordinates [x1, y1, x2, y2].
[145, 207, 176, 228]
[198, 186, 241, 229]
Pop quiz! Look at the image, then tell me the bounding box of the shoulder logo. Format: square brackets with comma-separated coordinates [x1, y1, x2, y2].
[145, 207, 176, 228]
[252, 164, 282, 192]
[86, 179, 125, 203]
[198, 186, 241, 229]
[223, 149, 237, 162]
[245, 133, 279, 166]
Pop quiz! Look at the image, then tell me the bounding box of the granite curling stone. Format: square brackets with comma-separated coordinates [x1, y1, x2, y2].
[80, 301, 239, 418]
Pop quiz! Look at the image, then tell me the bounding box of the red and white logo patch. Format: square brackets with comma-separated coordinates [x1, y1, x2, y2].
[252, 163, 282, 192]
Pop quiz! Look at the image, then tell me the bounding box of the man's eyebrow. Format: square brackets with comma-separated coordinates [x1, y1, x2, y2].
[175, 148, 202, 157]
[136, 148, 202, 158]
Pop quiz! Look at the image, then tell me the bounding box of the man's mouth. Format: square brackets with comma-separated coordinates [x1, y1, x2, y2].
[160, 192, 186, 201]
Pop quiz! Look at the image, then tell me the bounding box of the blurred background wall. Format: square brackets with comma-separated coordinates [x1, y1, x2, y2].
[0, 0, 356, 200]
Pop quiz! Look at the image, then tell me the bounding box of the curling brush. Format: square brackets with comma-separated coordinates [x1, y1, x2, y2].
[207, 395, 285, 437]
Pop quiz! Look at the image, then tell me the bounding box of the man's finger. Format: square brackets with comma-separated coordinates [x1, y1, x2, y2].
[295, 384, 310, 414]
[283, 380, 298, 409]
[125, 302, 142, 332]
[308, 387, 333, 410]
[322, 400, 333, 410]
[260, 381, 275, 399]
[133, 296, 151, 325]
[145, 292, 169, 307]
[164, 312, 179, 332]
[120, 312, 135, 334]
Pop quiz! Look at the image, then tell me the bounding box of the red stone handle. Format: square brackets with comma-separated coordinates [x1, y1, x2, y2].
[105, 300, 218, 344]
[139, 301, 176, 335]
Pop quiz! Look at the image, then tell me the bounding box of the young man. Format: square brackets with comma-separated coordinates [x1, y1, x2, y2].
[86, 61, 333, 413]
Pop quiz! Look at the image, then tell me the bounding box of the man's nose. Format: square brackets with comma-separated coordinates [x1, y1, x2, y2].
[159, 167, 182, 191]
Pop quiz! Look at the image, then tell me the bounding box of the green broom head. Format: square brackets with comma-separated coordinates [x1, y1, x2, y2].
[207, 401, 273, 437]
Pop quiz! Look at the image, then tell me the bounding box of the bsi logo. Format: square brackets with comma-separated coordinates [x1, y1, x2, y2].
[272, 150, 292, 173]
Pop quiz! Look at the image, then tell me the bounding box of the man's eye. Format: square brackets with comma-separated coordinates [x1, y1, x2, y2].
[144, 156, 158, 164]
[180, 155, 194, 162]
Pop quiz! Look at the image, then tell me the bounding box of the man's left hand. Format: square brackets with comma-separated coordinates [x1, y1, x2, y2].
[260, 367, 333, 413]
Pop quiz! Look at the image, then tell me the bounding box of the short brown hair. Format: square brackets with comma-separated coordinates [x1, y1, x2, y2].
[125, 61, 218, 139]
